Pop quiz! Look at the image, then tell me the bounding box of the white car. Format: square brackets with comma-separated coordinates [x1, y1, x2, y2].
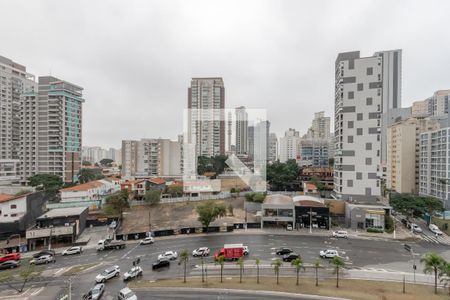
[62, 246, 82, 256]
[286, 224, 293, 231]
[158, 251, 178, 261]
[243, 245, 249, 255]
[429, 224, 443, 236]
[118, 287, 137, 300]
[319, 249, 339, 258]
[140, 237, 154, 245]
[109, 221, 117, 229]
[192, 247, 210, 257]
[30, 255, 55, 265]
[95, 265, 120, 283]
[123, 266, 143, 281]
[332, 230, 348, 238]
[411, 224, 422, 233]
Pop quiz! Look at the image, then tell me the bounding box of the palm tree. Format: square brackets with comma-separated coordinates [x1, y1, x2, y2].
[421, 252, 446, 294]
[179, 249, 189, 283]
[255, 258, 261, 284]
[271, 258, 283, 285]
[291, 257, 304, 285]
[236, 257, 244, 283]
[438, 261, 450, 294]
[313, 259, 321, 287]
[215, 255, 225, 283]
[330, 256, 345, 288]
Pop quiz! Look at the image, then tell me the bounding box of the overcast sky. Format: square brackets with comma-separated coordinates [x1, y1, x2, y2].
[1, 0, 450, 149]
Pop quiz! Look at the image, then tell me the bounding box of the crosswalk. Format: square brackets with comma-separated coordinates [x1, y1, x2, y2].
[419, 232, 450, 245]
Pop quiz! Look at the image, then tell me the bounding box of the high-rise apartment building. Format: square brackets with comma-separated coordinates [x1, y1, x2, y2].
[412, 90, 450, 117]
[387, 117, 440, 194]
[235, 106, 248, 155]
[254, 120, 270, 166]
[121, 138, 181, 178]
[279, 128, 301, 163]
[334, 50, 401, 200]
[419, 127, 450, 209]
[34, 76, 84, 183]
[305, 111, 330, 140]
[268, 133, 278, 162]
[247, 126, 254, 158]
[187, 77, 225, 158]
[299, 139, 330, 167]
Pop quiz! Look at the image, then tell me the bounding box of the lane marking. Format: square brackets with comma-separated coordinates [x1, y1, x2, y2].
[54, 268, 65, 275]
[31, 287, 44, 296]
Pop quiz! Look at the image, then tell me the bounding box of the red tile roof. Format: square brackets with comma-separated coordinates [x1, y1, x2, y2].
[0, 194, 27, 203]
[305, 183, 317, 190]
[61, 181, 104, 192]
[149, 178, 166, 185]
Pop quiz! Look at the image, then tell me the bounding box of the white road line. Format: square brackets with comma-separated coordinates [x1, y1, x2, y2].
[31, 287, 44, 296]
[121, 244, 139, 259]
[54, 268, 65, 275]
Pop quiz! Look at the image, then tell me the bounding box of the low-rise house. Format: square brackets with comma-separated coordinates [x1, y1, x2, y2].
[148, 178, 166, 191]
[345, 202, 391, 230]
[26, 207, 88, 251]
[303, 182, 318, 195]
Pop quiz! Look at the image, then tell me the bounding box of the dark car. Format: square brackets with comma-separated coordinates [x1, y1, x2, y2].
[33, 249, 56, 258]
[401, 218, 408, 227]
[282, 253, 300, 262]
[152, 259, 170, 270]
[276, 248, 293, 255]
[0, 260, 20, 270]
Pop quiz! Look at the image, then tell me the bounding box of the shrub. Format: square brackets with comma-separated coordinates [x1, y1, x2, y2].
[253, 193, 266, 203]
[367, 228, 384, 233]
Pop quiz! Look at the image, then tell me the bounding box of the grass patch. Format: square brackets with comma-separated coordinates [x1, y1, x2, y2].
[130, 276, 449, 300]
[62, 263, 99, 276]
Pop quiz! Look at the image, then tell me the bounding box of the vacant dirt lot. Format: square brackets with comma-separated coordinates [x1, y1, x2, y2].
[120, 197, 257, 234]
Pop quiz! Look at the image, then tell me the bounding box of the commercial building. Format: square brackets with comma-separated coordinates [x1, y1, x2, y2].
[279, 128, 301, 163]
[0, 159, 20, 185]
[419, 127, 450, 209]
[235, 106, 248, 155]
[386, 117, 440, 194]
[345, 202, 391, 230]
[121, 138, 181, 178]
[299, 139, 330, 167]
[293, 195, 329, 229]
[26, 207, 88, 250]
[334, 49, 402, 201]
[261, 194, 294, 228]
[187, 77, 225, 157]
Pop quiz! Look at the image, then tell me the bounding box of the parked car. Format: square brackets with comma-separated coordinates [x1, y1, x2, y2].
[332, 230, 348, 238]
[30, 255, 55, 265]
[401, 218, 408, 227]
[158, 251, 178, 261]
[192, 247, 210, 257]
[276, 248, 293, 255]
[429, 224, 443, 236]
[82, 283, 105, 300]
[0, 253, 20, 264]
[411, 224, 422, 233]
[118, 287, 137, 300]
[0, 260, 20, 270]
[109, 221, 117, 229]
[319, 249, 339, 258]
[123, 266, 143, 281]
[286, 224, 293, 231]
[62, 246, 82, 256]
[32, 249, 55, 258]
[282, 253, 300, 262]
[243, 246, 249, 255]
[152, 259, 170, 270]
[95, 265, 120, 283]
[140, 237, 154, 245]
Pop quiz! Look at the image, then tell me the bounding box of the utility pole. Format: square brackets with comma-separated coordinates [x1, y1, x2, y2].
[309, 207, 312, 234]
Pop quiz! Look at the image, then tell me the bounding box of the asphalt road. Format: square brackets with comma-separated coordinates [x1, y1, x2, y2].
[5, 233, 449, 299]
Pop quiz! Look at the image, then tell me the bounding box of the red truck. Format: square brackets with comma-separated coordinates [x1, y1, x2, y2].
[214, 243, 244, 261]
[0, 253, 21, 263]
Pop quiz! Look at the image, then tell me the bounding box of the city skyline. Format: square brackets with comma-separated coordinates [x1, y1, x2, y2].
[1, 0, 450, 148]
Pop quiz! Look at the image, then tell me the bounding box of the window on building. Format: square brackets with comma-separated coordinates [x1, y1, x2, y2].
[356, 172, 362, 180]
[357, 83, 363, 91]
[357, 113, 363, 121]
[366, 158, 372, 165]
[348, 121, 354, 128]
[10, 204, 16, 209]
[366, 143, 372, 150]
[367, 67, 373, 75]
[357, 128, 363, 135]
[348, 91, 354, 99]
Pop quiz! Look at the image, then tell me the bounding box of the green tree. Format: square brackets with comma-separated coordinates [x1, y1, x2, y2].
[197, 155, 228, 176]
[105, 190, 129, 216]
[385, 215, 394, 233]
[255, 258, 261, 284]
[82, 161, 92, 166]
[291, 257, 304, 286]
[100, 158, 114, 167]
[271, 258, 282, 285]
[196, 201, 226, 232]
[144, 190, 161, 205]
[215, 255, 225, 283]
[14, 190, 32, 196]
[78, 168, 97, 183]
[236, 257, 244, 283]
[438, 261, 450, 295]
[266, 159, 299, 191]
[167, 185, 183, 197]
[330, 256, 345, 288]
[420, 252, 446, 294]
[389, 193, 444, 219]
[313, 259, 321, 287]
[179, 249, 189, 283]
[28, 174, 63, 192]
